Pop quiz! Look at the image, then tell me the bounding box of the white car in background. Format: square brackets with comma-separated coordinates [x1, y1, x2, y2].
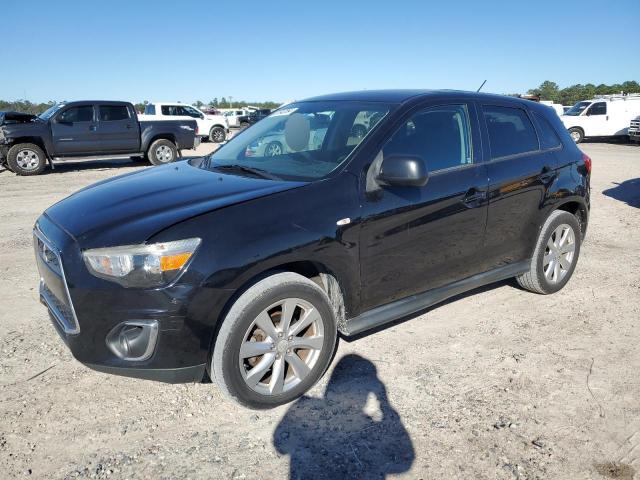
[560, 94, 640, 143]
[141, 103, 229, 142]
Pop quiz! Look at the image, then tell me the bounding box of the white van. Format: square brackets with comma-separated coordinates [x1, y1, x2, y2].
[560, 94, 640, 143]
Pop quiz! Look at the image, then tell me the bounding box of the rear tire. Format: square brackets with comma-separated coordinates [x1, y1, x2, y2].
[209, 126, 226, 143]
[517, 210, 581, 294]
[210, 272, 338, 409]
[147, 139, 177, 165]
[7, 143, 47, 176]
[568, 127, 584, 144]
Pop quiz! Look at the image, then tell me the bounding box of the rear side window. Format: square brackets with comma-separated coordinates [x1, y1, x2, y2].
[161, 105, 179, 115]
[533, 112, 561, 149]
[58, 106, 94, 123]
[144, 104, 156, 115]
[483, 105, 538, 159]
[99, 105, 129, 121]
[382, 104, 473, 171]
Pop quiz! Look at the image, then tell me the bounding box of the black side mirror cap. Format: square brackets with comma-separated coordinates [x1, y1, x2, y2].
[377, 154, 429, 187]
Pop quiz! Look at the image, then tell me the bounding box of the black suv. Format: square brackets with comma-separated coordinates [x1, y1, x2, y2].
[34, 90, 590, 409]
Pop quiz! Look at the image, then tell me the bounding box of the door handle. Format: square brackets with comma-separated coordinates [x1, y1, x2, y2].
[462, 188, 487, 206]
[126, 124, 132, 129]
[89, 125, 97, 131]
[538, 166, 556, 184]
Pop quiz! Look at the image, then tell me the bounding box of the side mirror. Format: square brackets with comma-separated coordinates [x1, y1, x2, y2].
[199, 113, 205, 119]
[377, 154, 429, 187]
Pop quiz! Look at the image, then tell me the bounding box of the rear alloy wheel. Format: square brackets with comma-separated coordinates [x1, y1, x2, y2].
[7, 143, 47, 176]
[209, 126, 226, 143]
[147, 139, 177, 165]
[211, 272, 337, 409]
[264, 141, 283, 157]
[517, 210, 581, 294]
[568, 127, 584, 144]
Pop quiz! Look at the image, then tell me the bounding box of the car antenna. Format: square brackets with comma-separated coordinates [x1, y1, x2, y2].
[477, 80, 487, 92]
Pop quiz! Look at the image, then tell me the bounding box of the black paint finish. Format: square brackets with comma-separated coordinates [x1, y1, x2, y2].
[33, 90, 590, 382]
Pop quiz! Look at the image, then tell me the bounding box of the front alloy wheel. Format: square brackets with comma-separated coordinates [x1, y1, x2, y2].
[211, 272, 337, 409]
[240, 298, 325, 395]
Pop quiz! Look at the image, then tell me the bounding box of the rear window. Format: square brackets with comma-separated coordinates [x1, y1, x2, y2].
[144, 104, 156, 115]
[483, 105, 539, 159]
[533, 112, 562, 149]
[99, 105, 129, 121]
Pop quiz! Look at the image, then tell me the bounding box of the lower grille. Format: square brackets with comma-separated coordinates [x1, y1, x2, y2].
[40, 281, 80, 334]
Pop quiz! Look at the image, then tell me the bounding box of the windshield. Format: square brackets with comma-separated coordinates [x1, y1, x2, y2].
[196, 101, 392, 181]
[564, 101, 591, 116]
[39, 103, 65, 120]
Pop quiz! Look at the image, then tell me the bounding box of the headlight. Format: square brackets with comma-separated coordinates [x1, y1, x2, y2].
[83, 238, 201, 288]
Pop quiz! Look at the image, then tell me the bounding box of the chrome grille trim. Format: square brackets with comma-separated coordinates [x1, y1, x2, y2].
[33, 226, 80, 335]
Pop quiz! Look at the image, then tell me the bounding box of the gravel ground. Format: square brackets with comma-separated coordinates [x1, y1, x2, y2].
[0, 140, 639, 480]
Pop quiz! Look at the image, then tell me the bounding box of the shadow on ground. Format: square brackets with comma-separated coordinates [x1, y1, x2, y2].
[274, 354, 414, 480]
[603, 178, 640, 208]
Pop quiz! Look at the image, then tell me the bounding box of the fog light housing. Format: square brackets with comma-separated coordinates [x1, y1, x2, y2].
[106, 320, 159, 361]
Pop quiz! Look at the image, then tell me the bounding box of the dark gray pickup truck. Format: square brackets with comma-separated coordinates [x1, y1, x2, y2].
[0, 100, 199, 175]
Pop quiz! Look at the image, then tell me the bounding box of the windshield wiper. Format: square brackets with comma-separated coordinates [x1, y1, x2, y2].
[212, 164, 281, 180]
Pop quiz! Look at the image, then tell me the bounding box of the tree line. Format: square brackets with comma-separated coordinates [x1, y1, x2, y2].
[2, 81, 640, 115]
[525, 80, 640, 105]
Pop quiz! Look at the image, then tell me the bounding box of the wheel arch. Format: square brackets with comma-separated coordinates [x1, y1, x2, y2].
[144, 133, 177, 152]
[554, 199, 589, 237]
[9, 137, 49, 156]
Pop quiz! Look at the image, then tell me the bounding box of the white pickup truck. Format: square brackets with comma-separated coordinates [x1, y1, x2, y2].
[141, 103, 229, 142]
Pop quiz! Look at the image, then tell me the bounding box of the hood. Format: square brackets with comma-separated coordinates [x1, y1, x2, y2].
[44, 160, 307, 247]
[0, 111, 39, 125]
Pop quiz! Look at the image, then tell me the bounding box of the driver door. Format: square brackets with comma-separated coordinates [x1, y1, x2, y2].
[358, 102, 489, 311]
[51, 105, 99, 155]
[583, 101, 608, 136]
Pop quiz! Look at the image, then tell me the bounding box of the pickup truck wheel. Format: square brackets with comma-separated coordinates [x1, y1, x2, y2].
[210, 272, 338, 409]
[209, 126, 226, 143]
[516, 210, 581, 294]
[568, 127, 584, 144]
[264, 141, 283, 157]
[147, 139, 177, 165]
[7, 143, 47, 176]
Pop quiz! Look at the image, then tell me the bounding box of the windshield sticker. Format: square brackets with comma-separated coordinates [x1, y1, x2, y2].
[270, 107, 298, 117]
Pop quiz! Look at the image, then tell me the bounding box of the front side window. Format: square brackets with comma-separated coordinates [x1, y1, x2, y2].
[198, 101, 393, 181]
[483, 105, 538, 159]
[564, 101, 591, 116]
[587, 102, 607, 116]
[181, 106, 202, 118]
[58, 106, 94, 123]
[99, 105, 129, 121]
[381, 104, 473, 171]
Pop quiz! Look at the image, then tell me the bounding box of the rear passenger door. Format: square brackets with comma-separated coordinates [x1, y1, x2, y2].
[359, 101, 489, 310]
[480, 103, 558, 270]
[50, 105, 98, 155]
[97, 104, 140, 152]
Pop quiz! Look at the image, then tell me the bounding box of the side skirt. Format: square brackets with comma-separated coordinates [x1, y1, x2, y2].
[341, 261, 529, 336]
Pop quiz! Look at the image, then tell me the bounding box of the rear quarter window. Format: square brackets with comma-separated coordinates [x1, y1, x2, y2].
[532, 112, 562, 149]
[483, 105, 539, 159]
[144, 104, 156, 115]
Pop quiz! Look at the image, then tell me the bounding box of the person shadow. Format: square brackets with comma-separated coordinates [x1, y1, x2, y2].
[602, 178, 640, 208]
[273, 354, 415, 479]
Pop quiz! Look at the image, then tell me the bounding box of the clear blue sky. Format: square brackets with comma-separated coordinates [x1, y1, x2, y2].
[2, 0, 639, 104]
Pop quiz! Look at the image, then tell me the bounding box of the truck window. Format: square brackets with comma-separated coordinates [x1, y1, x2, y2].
[58, 106, 94, 123]
[587, 102, 607, 116]
[483, 105, 538, 159]
[144, 104, 156, 115]
[181, 106, 201, 118]
[99, 105, 129, 122]
[161, 105, 179, 116]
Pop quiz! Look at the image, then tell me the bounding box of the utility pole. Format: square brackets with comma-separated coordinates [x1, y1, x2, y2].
[229, 96, 233, 108]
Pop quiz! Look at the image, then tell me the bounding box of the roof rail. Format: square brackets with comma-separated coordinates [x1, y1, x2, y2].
[593, 93, 640, 100]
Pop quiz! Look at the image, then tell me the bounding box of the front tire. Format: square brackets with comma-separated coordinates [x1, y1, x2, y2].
[147, 139, 177, 165]
[209, 126, 226, 143]
[7, 143, 47, 176]
[211, 272, 338, 409]
[517, 210, 581, 294]
[568, 127, 584, 144]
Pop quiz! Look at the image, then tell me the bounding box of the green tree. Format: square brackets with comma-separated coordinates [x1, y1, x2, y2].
[528, 80, 560, 102]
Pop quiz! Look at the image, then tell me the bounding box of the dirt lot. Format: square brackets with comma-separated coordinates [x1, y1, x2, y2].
[1, 141, 639, 479]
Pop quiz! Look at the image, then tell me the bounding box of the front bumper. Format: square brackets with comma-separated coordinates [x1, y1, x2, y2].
[35, 214, 234, 383]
